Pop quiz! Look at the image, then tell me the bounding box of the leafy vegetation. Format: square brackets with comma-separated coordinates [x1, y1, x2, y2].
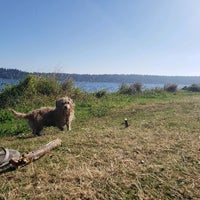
[0, 75, 200, 199]
[94, 90, 107, 98]
[119, 82, 143, 95]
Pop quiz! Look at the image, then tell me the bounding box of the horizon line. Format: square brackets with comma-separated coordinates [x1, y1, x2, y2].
[1, 67, 200, 78]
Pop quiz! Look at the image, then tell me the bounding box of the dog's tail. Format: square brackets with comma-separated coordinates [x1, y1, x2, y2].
[9, 109, 28, 119]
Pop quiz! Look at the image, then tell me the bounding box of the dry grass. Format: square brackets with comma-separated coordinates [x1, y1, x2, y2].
[0, 94, 200, 200]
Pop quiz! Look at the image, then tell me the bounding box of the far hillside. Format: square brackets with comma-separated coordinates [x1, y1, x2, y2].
[1, 67, 200, 85]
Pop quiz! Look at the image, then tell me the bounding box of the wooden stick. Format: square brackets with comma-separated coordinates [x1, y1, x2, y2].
[124, 118, 129, 127]
[10, 138, 62, 167]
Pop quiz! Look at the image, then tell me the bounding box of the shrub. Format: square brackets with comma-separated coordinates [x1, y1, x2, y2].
[35, 76, 60, 96]
[0, 76, 32, 108]
[130, 82, 142, 94]
[119, 82, 142, 95]
[0, 75, 61, 108]
[184, 84, 200, 92]
[95, 90, 107, 98]
[164, 84, 178, 93]
[118, 83, 129, 94]
[61, 77, 76, 95]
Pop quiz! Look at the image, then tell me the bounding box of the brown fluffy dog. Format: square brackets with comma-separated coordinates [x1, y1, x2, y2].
[9, 97, 75, 136]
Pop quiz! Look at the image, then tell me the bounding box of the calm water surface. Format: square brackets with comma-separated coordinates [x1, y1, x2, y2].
[0, 78, 186, 93]
[75, 82, 164, 92]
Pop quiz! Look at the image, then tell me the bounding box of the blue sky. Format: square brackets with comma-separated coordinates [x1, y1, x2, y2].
[0, 0, 200, 76]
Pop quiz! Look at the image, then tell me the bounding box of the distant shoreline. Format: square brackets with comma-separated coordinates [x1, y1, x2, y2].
[1, 68, 200, 85]
[0, 78, 190, 93]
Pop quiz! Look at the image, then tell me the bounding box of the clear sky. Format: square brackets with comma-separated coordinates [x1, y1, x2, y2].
[0, 0, 200, 76]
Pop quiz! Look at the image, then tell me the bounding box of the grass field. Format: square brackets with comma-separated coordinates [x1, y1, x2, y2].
[0, 91, 200, 200]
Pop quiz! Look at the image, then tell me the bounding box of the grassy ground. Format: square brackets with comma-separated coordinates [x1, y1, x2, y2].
[0, 92, 200, 200]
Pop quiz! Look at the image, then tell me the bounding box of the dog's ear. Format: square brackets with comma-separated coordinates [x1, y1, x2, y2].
[69, 98, 75, 106]
[70, 98, 73, 104]
[56, 100, 60, 107]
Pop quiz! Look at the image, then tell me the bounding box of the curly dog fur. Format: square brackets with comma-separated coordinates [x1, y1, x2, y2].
[9, 96, 75, 136]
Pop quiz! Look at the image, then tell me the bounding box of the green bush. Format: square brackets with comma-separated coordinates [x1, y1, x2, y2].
[132, 82, 142, 93]
[35, 76, 60, 95]
[0, 76, 32, 108]
[0, 75, 78, 108]
[183, 84, 200, 92]
[164, 84, 177, 93]
[95, 90, 107, 98]
[119, 82, 142, 95]
[118, 83, 129, 94]
[61, 77, 75, 94]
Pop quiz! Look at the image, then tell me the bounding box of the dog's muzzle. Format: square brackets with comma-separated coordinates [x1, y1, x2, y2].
[64, 105, 68, 110]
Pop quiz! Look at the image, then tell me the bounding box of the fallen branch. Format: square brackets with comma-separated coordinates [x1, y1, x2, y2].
[10, 138, 62, 168]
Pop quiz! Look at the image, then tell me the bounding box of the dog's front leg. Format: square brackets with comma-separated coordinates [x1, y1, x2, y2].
[58, 126, 64, 131]
[33, 128, 42, 136]
[66, 122, 71, 131]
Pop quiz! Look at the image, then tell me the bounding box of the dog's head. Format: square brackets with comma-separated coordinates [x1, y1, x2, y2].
[56, 97, 74, 114]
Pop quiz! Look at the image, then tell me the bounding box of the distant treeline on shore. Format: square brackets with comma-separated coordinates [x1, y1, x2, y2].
[1, 67, 200, 85]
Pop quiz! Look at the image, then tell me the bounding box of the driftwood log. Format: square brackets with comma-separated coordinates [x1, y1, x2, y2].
[10, 138, 62, 168]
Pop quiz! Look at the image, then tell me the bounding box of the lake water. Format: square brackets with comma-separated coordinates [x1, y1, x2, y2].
[0, 78, 187, 93]
[0, 78, 19, 90]
[75, 82, 165, 92]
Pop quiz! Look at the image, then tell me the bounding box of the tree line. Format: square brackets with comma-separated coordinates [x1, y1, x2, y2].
[1, 67, 200, 85]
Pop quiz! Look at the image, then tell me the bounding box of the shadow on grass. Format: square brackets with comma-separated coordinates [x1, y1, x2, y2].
[0, 165, 17, 175]
[16, 133, 44, 139]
